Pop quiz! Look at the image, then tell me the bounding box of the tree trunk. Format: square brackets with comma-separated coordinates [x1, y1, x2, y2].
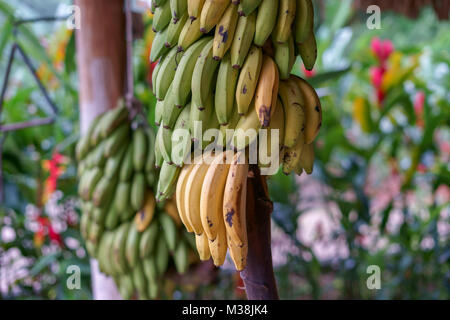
[75, 0, 126, 300]
[241, 167, 279, 300]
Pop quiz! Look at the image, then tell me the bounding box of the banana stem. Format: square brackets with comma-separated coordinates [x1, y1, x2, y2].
[240, 166, 279, 300]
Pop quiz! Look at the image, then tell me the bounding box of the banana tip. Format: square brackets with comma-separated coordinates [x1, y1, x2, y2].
[200, 28, 207, 34]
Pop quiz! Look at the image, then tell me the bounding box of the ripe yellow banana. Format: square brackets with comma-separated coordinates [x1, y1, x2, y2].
[177, 17, 203, 52]
[218, 102, 240, 147]
[188, 0, 206, 21]
[298, 141, 314, 174]
[230, 103, 261, 150]
[274, 0, 296, 44]
[200, 151, 233, 241]
[254, 0, 278, 47]
[259, 98, 285, 168]
[200, 0, 231, 34]
[282, 132, 304, 175]
[212, 3, 239, 60]
[208, 217, 228, 266]
[254, 55, 279, 127]
[184, 161, 210, 235]
[291, 76, 322, 144]
[227, 234, 248, 271]
[278, 79, 305, 148]
[235, 46, 262, 115]
[223, 151, 248, 247]
[297, 31, 317, 71]
[230, 12, 256, 69]
[175, 163, 195, 232]
[294, 0, 314, 44]
[195, 232, 211, 260]
[135, 190, 156, 231]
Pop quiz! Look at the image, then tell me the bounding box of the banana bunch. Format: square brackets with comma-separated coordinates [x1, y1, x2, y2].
[150, 0, 322, 271]
[175, 150, 249, 271]
[76, 104, 196, 299]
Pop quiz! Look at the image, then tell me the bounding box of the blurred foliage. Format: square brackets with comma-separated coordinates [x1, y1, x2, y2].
[0, 0, 448, 300]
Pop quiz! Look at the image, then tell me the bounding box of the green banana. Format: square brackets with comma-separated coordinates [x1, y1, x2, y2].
[105, 145, 126, 178]
[118, 274, 135, 300]
[155, 99, 164, 126]
[139, 221, 159, 259]
[190, 93, 213, 134]
[156, 124, 173, 164]
[297, 31, 317, 71]
[152, 0, 171, 32]
[155, 46, 182, 101]
[155, 236, 169, 276]
[215, 52, 239, 125]
[132, 262, 148, 299]
[273, 34, 295, 80]
[165, 13, 188, 48]
[81, 167, 102, 201]
[119, 143, 134, 181]
[156, 161, 181, 200]
[161, 84, 183, 129]
[240, 0, 262, 16]
[230, 103, 261, 150]
[125, 223, 141, 268]
[131, 173, 146, 211]
[133, 127, 148, 171]
[171, 104, 192, 167]
[191, 38, 219, 111]
[150, 28, 170, 63]
[90, 141, 107, 168]
[173, 241, 189, 274]
[230, 11, 256, 69]
[104, 123, 130, 157]
[235, 45, 262, 115]
[170, 0, 188, 23]
[159, 213, 178, 251]
[100, 104, 129, 139]
[294, 0, 314, 44]
[142, 257, 158, 298]
[105, 206, 121, 230]
[92, 176, 117, 207]
[154, 135, 165, 169]
[152, 59, 163, 97]
[114, 182, 131, 213]
[145, 129, 157, 173]
[87, 221, 103, 248]
[80, 212, 90, 240]
[201, 105, 221, 149]
[218, 102, 240, 147]
[173, 37, 212, 108]
[254, 0, 279, 47]
[112, 222, 131, 274]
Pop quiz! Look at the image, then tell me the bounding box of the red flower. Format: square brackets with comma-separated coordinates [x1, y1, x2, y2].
[42, 151, 68, 204]
[371, 37, 394, 64]
[370, 66, 384, 89]
[33, 215, 63, 248]
[414, 91, 425, 128]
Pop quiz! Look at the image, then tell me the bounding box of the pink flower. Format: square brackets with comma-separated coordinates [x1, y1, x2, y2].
[370, 66, 384, 89]
[414, 91, 425, 128]
[371, 38, 394, 63]
[302, 64, 316, 78]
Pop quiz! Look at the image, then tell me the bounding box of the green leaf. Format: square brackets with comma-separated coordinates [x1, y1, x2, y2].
[29, 252, 61, 277]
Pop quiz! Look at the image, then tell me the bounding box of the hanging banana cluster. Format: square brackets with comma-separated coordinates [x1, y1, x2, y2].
[150, 0, 322, 270]
[76, 104, 196, 299]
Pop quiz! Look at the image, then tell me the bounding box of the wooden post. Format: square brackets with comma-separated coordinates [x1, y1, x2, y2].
[75, 0, 126, 299]
[241, 167, 279, 300]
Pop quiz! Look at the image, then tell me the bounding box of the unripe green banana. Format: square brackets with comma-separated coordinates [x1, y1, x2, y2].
[155, 99, 164, 126]
[212, 3, 239, 60]
[294, 0, 314, 44]
[297, 31, 317, 71]
[170, 0, 188, 23]
[131, 173, 146, 211]
[105, 145, 126, 178]
[125, 223, 141, 269]
[161, 84, 184, 129]
[239, 0, 262, 16]
[80, 212, 90, 240]
[152, 0, 171, 32]
[119, 143, 134, 181]
[215, 52, 239, 125]
[191, 39, 219, 111]
[133, 127, 148, 171]
[165, 13, 188, 48]
[190, 94, 213, 134]
[159, 213, 178, 251]
[92, 176, 117, 207]
[100, 104, 129, 139]
[173, 241, 189, 274]
[156, 161, 181, 201]
[139, 221, 159, 259]
[90, 141, 107, 168]
[154, 136, 165, 169]
[150, 28, 170, 63]
[142, 257, 158, 298]
[132, 262, 149, 300]
[145, 129, 156, 173]
[156, 124, 173, 164]
[81, 167, 102, 201]
[254, 0, 279, 47]
[155, 46, 183, 101]
[273, 34, 295, 80]
[235, 45, 262, 115]
[120, 208, 135, 222]
[92, 203, 110, 225]
[173, 37, 212, 108]
[104, 123, 130, 157]
[90, 113, 109, 147]
[105, 206, 121, 231]
[112, 222, 131, 274]
[298, 142, 314, 174]
[171, 104, 192, 167]
[230, 12, 256, 69]
[114, 182, 131, 213]
[177, 16, 203, 52]
[87, 221, 104, 248]
[201, 106, 221, 149]
[152, 60, 163, 97]
[273, 0, 296, 44]
[155, 236, 169, 276]
[118, 274, 135, 300]
[77, 113, 103, 160]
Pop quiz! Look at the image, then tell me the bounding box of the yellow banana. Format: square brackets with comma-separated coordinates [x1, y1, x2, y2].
[175, 164, 196, 232]
[195, 232, 211, 260]
[235, 46, 263, 115]
[200, 0, 231, 34]
[254, 55, 279, 127]
[278, 79, 305, 148]
[223, 151, 248, 247]
[282, 132, 304, 175]
[227, 234, 248, 271]
[298, 141, 314, 174]
[134, 190, 156, 231]
[291, 76, 322, 144]
[230, 103, 261, 150]
[177, 17, 203, 52]
[208, 217, 228, 266]
[212, 3, 239, 60]
[200, 151, 233, 241]
[273, 0, 296, 44]
[188, 0, 206, 21]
